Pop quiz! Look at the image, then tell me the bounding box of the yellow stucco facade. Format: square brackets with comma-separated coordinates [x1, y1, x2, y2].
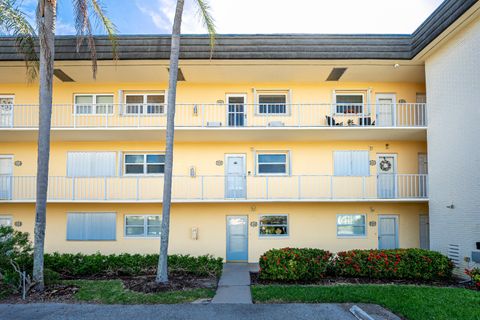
[0, 70, 429, 262]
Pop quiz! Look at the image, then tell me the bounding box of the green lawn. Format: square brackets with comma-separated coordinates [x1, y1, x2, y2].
[252, 284, 480, 320]
[66, 280, 215, 304]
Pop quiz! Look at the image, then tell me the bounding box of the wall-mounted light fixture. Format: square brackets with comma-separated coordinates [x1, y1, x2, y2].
[446, 203, 455, 209]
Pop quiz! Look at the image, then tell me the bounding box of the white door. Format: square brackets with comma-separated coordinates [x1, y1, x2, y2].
[377, 154, 397, 199]
[376, 94, 396, 127]
[0, 96, 14, 127]
[0, 156, 13, 200]
[225, 155, 246, 199]
[378, 215, 399, 249]
[418, 153, 428, 197]
[227, 95, 246, 127]
[419, 215, 430, 249]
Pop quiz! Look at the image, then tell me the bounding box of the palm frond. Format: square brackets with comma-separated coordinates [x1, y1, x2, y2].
[90, 0, 118, 60]
[193, 0, 216, 58]
[0, 0, 39, 81]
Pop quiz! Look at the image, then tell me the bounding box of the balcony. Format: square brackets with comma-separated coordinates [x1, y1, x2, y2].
[0, 174, 428, 203]
[0, 103, 427, 142]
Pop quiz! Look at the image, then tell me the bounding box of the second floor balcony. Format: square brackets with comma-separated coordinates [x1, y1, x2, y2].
[0, 103, 427, 130]
[0, 174, 428, 203]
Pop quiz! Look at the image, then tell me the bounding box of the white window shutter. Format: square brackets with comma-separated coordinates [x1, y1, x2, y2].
[333, 151, 352, 176]
[67, 152, 116, 177]
[351, 151, 370, 176]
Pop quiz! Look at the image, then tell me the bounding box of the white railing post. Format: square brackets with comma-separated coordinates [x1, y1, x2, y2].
[136, 177, 140, 200]
[298, 175, 301, 199]
[72, 177, 75, 201]
[201, 176, 204, 200]
[266, 176, 269, 200]
[362, 176, 366, 199]
[330, 176, 334, 199]
[200, 104, 204, 127]
[104, 176, 107, 200]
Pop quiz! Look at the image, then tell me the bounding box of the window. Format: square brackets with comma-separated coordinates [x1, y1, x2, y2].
[0, 215, 12, 227]
[125, 215, 161, 237]
[74, 94, 114, 114]
[337, 214, 366, 237]
[257, 94, 287, 115]
[333, 151, 369, 176]
[124, 153, 165, 175]
[259, 215, 288, 237]
[66, 212, 116, 241]
[67, 152, 116, 177]
[125, 94, 165, 115]
[256, 152, 288, 175]
[335, 93, 364, 114]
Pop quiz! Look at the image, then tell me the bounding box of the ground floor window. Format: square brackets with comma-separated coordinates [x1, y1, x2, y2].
[124, 215, 161, 237]
[0, 215, 12, 226]
[337, 214, 366, 237]
[66, 212, 116, 241]
[259, 215, 288, 237]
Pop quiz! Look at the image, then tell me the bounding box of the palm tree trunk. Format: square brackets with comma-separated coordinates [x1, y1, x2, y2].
[33, 0, 56, 291]
[156, 0, 185, 284]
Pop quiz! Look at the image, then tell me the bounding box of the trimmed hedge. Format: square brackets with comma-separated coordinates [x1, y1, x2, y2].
[259, 248, 332, 281]
[333, 249, 454, 281]
[258, 248, 454, 282]
[43, 253, 223, 278]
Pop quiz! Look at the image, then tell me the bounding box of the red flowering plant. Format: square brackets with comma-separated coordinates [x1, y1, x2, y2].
[258, 248, 332, 281]
[332, 248, 453, 281]
[465, 268, 480, 289]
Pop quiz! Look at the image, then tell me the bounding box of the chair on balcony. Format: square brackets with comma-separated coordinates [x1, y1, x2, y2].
[326, 115, 343, 126]
[358, 117, 375, 126]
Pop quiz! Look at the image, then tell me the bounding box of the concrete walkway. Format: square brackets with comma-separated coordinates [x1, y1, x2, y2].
[212, 263, 254, 304]
[0, 303, 360, 320]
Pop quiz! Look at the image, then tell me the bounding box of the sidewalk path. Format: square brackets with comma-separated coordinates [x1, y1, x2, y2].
[212, 263, 253, 304]
[0, 303, 359, 320]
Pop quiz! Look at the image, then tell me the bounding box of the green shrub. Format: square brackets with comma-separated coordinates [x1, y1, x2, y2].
[259, 248, 332, 281]
[0, 226, 32, 291]
[333, 249, 454, 281]
[43, 253, 223, 278]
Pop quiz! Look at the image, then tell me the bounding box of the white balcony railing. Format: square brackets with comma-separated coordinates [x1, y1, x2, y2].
[0, 174, 428, 202]
[0, 103, 427, 129]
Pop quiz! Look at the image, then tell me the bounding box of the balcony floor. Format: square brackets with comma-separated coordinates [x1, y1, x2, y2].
[0, 127, 427, 142]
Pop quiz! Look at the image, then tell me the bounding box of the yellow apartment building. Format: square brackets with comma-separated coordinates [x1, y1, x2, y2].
[0, 0, 479, 267]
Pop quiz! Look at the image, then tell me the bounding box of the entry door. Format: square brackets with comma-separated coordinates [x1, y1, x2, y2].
[0, 156, 13, 200]
[0, 96, 14, 127]
[419, 215, 430, 249]
[227, 95, 246, 127]
[376, 94, 396, 127]
[226, 216, 248, 261]
[378, 215, 399, 249]
[377, 154, 397, 199]
[225, 155, 246, 199]
[418, 153, 428, 197]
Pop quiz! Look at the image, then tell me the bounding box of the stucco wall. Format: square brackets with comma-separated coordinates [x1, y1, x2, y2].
[425, 17, 480, 274]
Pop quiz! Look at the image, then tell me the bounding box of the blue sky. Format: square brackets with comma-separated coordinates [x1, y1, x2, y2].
[18, 0, 444, 35]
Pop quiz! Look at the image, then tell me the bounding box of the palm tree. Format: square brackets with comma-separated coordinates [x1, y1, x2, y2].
[156, 0, 215, 284]
[1, 0, 117, 291]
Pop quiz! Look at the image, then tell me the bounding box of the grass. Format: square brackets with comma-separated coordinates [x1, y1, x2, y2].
[252, 284, 480, 320]
[66, 280, 215, 304]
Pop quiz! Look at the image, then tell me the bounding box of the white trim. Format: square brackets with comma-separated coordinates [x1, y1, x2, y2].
[123, 92, 166, 116]
[123, 152, 165, 176]
[124, 214, 161, 238]
[258, 214, 289, 238]
[226, 94, 248, 127]
[73, 93, 115, 115]
[375, 93, 397, 126]
[224, 153, 247, 199]
[336, 213, 367, 238]
[255, 151, 290, 176]
[254, 90, 290, 116]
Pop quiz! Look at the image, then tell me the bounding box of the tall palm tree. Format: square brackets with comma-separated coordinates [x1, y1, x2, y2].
[1, 0, 117, 291]
[156, 0, 215, 284]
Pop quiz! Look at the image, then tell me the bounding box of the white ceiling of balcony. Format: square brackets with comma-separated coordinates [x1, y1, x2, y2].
[0, 60, 425, 84]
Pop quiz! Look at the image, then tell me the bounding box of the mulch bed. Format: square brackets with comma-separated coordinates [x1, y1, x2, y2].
[122, 272, 218, 293]
[1, 284, 80, 304]
[250, 272, 471, 288]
